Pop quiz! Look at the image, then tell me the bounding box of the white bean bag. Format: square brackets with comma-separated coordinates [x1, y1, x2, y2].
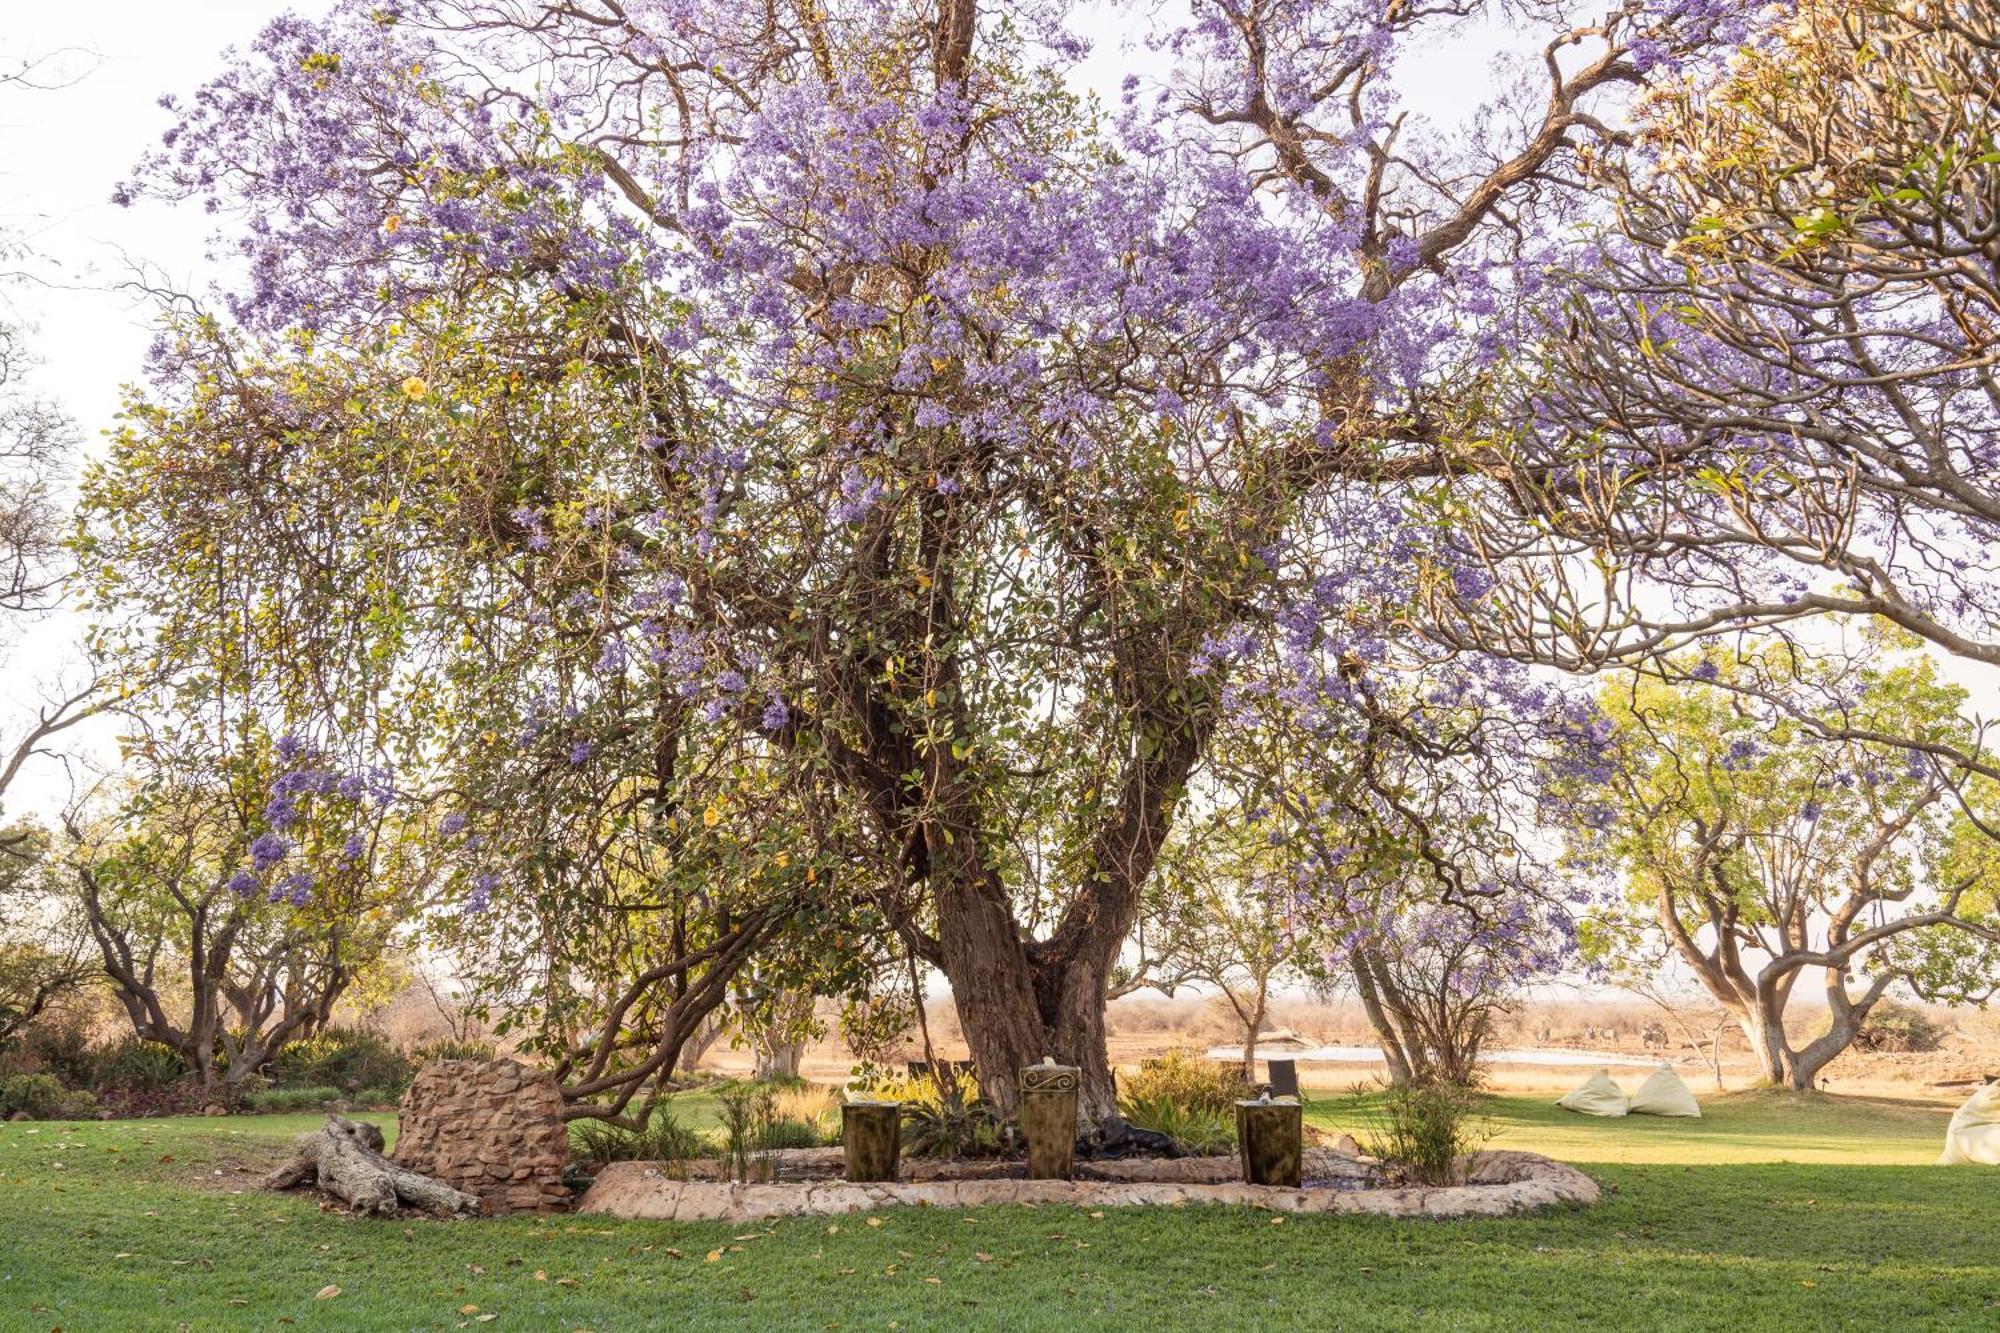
[1939, 1084, 2000, 1165]
[1556, 1068, 1629, 1117]
[1628, 1062, 1702, 1118]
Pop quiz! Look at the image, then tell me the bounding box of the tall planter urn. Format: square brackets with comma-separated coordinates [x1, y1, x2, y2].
[1019, 1058, 1081, 1180]
[1236, 1097, 1303, 1188]
[841, 1099, 902, 1183]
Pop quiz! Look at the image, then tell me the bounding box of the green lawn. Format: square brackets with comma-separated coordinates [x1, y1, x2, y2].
[1, 1090, 1991, 1331]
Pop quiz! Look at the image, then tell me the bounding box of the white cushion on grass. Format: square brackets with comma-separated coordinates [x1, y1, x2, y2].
[1627, 1063, 1701, 1118]
[1556, 1068, 1629, 1117]
[1940, 1084, 2000, 1165]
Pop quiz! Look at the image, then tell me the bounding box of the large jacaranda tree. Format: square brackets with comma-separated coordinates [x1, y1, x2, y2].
[95, 0, 1743, 1117]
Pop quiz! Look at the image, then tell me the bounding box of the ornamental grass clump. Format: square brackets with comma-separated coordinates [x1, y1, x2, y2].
[871, 1072, 1002, 1158]
[1119, 1093, 1235, 1156]
[569, 1108, 707, 1167]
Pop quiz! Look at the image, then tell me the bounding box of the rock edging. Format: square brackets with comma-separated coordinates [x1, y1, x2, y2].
[575, 1148, 1596, 1222]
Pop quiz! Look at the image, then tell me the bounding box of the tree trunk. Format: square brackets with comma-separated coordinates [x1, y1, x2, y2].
[263, 1115, 484, 1217]
[1735, 1001, 1790, 1087]
[1352, 952, 1418, 1087]
[756, 1040, 804, 1081]
[1236, 984, 1269, 1080]
[933, 881, 1125, 1124]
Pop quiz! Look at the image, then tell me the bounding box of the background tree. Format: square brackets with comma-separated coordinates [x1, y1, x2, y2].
[1583, 642, 2000, 1090]
[0, 824, 93, 1046]
[61, 734, 405, 1095]
[1143, 807, 1309, 1075]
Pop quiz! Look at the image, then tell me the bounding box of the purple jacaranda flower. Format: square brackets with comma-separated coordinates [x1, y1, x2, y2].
[250, 832, 290, 871]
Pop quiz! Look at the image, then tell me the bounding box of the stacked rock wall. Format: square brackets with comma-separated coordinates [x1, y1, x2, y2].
[392, 1058, 570, 1215]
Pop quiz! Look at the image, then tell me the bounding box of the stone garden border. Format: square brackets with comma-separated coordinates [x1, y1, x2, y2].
[576, 1149, 1597, 1223]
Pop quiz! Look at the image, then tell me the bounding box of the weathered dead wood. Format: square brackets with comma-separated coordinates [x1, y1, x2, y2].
[261, 1114, 485, 1217]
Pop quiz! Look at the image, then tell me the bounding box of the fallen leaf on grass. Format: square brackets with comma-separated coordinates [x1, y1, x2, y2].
[314, 1286, 341, 1301]
[704, 1250, 722, 1263]
[973, 1252, 994, 1263]
[533, 1271, 547, 1282]
[866, 1217, 884, 1228]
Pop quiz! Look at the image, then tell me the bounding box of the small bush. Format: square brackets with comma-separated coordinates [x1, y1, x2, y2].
[14, 1016, 97, 1086]
[269, 1028, 413, 1093]
[91, 1037, 187, 1092]
[1852, 1001, 1946, 1054]
[244, 1085, 344, 1114]
[1120, 1048, 1242, 1118]
[1356, 1080, 1489, 1186]
[570, 1109, 709, 1166]
[0, 1072, 68, 1119]
[1120, 1093, 1235, 1155]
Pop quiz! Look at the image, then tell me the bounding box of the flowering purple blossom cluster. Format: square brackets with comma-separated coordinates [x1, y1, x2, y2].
[229, 735, 395, 906]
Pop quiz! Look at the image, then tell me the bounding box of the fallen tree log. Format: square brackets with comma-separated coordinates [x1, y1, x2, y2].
[262, 1114, 485, 1217]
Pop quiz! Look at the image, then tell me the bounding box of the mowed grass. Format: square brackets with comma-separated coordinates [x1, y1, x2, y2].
[2, 1090, 1994, 1331]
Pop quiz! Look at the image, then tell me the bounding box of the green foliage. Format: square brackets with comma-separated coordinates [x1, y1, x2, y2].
[1355, 1080, 1490, 1186]
[569, 1109, 709, 1167]
[92, 1037, 189, 1091]
[1118, 1048, 1242, 1118]
[1118, 1093, 1235, 1155]
[243, 1085, 344, 1114]
[269, 1028, 413, 1093]
[760, 1117, 826, 1150]
[0, 1073, 67, 1118]
[897, 1078, 1004, 1159]
[1116, 1049, 1243, 1154]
